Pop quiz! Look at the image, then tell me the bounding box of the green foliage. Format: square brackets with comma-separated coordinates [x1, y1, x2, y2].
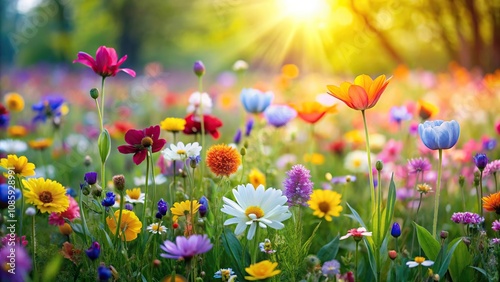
[42, 254, 63, 282]
[414, 222, 440, 261]
[221, 228, 250, 279]
[316, 235, 339, 263]
[449, 239, 474, 281]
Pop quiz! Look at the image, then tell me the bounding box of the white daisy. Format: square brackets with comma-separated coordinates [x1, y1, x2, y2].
[0, 139, 27, 153]
[133, 174, 167, 186]
[344, 150, 371, 173]
[221, 184, 291, 240]
[147, 223, 167, 234]
[125, 188, 146, 204]
[162, 142, 202, 161]
[406, 257, 434, 268]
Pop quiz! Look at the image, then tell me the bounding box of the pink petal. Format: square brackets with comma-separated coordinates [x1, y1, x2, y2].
[124, 129, 144, 145]
[73, 52, 96, 68]
[106, 47, 118, 64]
[133, 150, 147, 165]
[119, 68, 136, 77]
[152, 138, 166, 153]
[117, 145, 137, 154]
[96, 46, 111, 75]
[116, 55, 128, 67]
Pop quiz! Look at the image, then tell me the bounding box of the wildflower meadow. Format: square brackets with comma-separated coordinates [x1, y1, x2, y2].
[2, 1, 500, 281]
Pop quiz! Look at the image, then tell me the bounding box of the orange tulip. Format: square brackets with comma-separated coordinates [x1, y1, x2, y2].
[291, 101, 337, 124]
[326, 74, 391, 111]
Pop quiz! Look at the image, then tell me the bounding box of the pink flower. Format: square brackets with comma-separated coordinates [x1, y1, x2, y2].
[377, 139, 403, 163]
[73, 46, 136, 78]
[48, 196, 80, 226]
[340, 227, 372, 240]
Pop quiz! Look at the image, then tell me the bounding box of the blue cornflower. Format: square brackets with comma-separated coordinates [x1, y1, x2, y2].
[32, 95, 65, 123]
[101, 192, 115, 207]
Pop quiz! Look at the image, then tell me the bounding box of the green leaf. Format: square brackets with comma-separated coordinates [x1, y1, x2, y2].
[382, 175, 396, 241]
[221, 228, 250, 279]
[301, 221, 321, 255]
[346, 202, 368, 229]
[449, 239, 474, 282]
[317, 235, 339, 263]
[436, 238, 462, 278]
[363, 237, 378, 279]
[98, 129, 111, 164]
[470, 266, 489, 278]
[42, 254, 63, 282]
[413, 222, 440, 261]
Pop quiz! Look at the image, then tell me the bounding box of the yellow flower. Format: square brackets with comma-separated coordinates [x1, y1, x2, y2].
[22, 178, 69, 213]
[4, 93, 25, 112]
[418, 100, 439, 120]
[28, 138, 53, 151]
[248, 168, 266, 188]
[245, 260, 281, 281]
[344, 130, 364, 146]
[303, 153, 325, 165]
[0, 154, 36, 177]
[106, 210, 142, 241]
[308, 190, 343, 221]
[160, 117, 186, 132]
[125, 188, 145, 204]
[8, 125, 27, 137]
[59, 223, 72, 235]
[170, 200, 201, 221]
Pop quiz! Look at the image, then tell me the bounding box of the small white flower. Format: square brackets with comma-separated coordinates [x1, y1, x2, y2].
[147, 223, 167, 234]
[406, 257, 434, 268]
[233, 60, 249, 72]
[187, 92, 212, 116]
[221, 184, 291, 240]
[162, 142, 202, 161]
[25, 207, 36, 216]
[133, 174, 167, 186]
[344, 150, 370, 173]
[0, 139, 28, 153]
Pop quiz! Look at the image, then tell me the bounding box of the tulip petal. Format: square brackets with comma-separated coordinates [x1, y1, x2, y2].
[354, 74, 373, 91]
[367, 75, 390, 108]
[73, 52, 96, 68]
[347, 85, 369, 110]
[119, 68, 136, 77]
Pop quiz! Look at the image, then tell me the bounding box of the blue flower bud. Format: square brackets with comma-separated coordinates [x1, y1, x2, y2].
[85, 241, 101, 260]
[84, 171, 98, 185]
[473, 153, 488, 171]
[391, 222, 401, 238]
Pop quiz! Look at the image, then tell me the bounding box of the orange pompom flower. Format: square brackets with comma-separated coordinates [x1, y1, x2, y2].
[327, 74, 391, 111]
[206, 144, 241, 177]
[483, 192, 500, 214]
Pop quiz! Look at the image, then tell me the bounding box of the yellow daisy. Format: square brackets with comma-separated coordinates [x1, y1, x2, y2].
[8, 125, 27, 137]
[170, 200, 201, 221]
[303, 153, 325, 165]
[0, 154, 36, 177]
[22, 178, 69, 213]
[4, 93, 25, 112]
[248, 168, 266, 188]
[106, 210, 142, 241]
[307, 190, 343, 221]
[125, 188, 145, 204]
[28, 138, 53, 151]
[245, 260, 281, 281]
[160, 117, 186, 132]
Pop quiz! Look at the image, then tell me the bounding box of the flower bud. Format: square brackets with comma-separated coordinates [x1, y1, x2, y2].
[84, 172, 98, 185]
[113, 174, 126, 191]
[463, 237, 471, 247]
[304, 255, 320, 271]
[391, 222, 401, 238]
[440, 230, 449, 240]
[84, 155, 92, 167]
[458, 175, 465, 187]
[376, 160, 384, 171]
[90, 88, 99, 99]
[25, 207, 36, 216]
[240, 147, 247, 156]
[153, 259, 161, 268]
[125, 203, 133, 211]
[91, 185, 102, 197]
[388, 250, 397, 260]
[193, 61, 205, 77]
[473, 153, 488, 171]
[59, 223, 73, 235]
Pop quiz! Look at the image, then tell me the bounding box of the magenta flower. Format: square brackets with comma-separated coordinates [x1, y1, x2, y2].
[450, 212, 484, 225]
[407, 157, 432, 174]
[117, 125, 166, 165]
[283, 164, 313, 206]
[492, 220, 500, 232]
[160, 234, 213, 261]
[73, 46, 136, 78]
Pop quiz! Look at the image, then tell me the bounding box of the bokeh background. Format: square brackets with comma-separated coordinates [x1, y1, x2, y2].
[1, 0, 499, 74]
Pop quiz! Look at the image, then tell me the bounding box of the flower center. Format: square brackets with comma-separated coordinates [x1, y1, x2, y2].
[152, 224, 159, 231]
[414, 256, 425, 264]
[177, 149, 186, 155]
[353, 159, 362, 168]
[245, 206, 264, 219]
[141, 137, 154, 148]
[126, 189, 141, 200]
[318, 201, 330, 213]
[39, 191, 53, 203]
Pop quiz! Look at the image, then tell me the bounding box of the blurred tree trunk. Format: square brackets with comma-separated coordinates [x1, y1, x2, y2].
[489, 0, 500, 71]
[53, 0, 72, 62]
[107, 0, 141, 67]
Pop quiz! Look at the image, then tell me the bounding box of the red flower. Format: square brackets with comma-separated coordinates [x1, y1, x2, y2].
[73, 46, 136, 78]
[117, 125, 166, 165]
[183, 114, 223, 139]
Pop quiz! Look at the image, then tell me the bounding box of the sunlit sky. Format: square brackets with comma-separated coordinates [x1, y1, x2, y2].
[17, 0, 41, 13]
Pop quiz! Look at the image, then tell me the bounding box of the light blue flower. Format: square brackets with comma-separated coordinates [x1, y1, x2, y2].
[240, 88, 273, 114]
[418, 120, 460, 150]
[264, 105, 297, 127]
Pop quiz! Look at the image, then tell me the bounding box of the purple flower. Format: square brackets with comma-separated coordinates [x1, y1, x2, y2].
[264, 105, 297, 128]
[125, 203, 134, 211]
[98, 263, 112, 281]
[482, 138, 497, 151]
[474, 153, 489, 171]
[160, 234, 213, 261]
[283, 164, 313, 206]
[483, 160, 500, 177]
[451, 212, 484, 225]
[101, 192, 115, 207]
[0, 245, 32, 282]
[193, 61, 205, 77]
[491, 238, 500, 245]
[32, 95, 65, 123]
[407, 158, 432, 174]
[493, 220, 500, 232]
[321, 259, 340, 277]
[245, 119, 254, 136]
[85, 241, 101, 260]
[233, 129, 242, 144]
[331, 175, 356, 184]
[84, 172, 98, 185]
[156, 198, 168, 219]
[390, 106, 412, 124]
[199, 196, 209, 217]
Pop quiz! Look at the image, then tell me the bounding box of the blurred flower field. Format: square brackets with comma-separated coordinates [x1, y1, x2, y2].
[1, 46, 500, 282]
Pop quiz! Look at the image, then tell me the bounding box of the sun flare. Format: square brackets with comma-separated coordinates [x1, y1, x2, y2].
[279, 0, 330, 21]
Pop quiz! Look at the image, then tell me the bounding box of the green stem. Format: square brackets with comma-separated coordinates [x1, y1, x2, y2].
[99, 77, 107, 187]
[95, 99, 103, 133]
[15, 176, 25, 235]
[198, 78, 206, 194]
[114, 189, 125, 244]
[78, 187, 89, 246]
[355, 241, 359, 282]
[172, 161, 176, 204]
[479, 170, 484, 217]
[361, 110, 376, 216]
[32, 215, 37, 279]
[411, 194, 423, 256]
[432, 149, 443, 238]
[150, 149, 157, 219]
[252, 228, 260, 264]
[142, 153, 150, 232]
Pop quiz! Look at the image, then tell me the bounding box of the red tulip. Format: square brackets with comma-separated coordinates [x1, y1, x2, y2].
[183, 114, 223, 139]
[73, 46, 136, 78]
